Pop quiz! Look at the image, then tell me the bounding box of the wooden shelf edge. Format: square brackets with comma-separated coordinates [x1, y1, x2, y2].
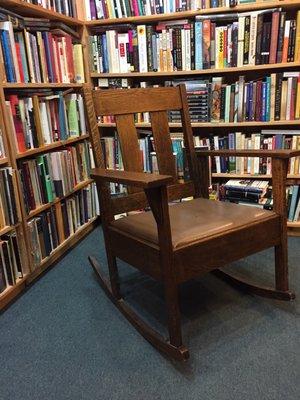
[91, 62, 300, 79]
[26, 217, 99, 284]
[212, 173, 300, 180]
[0, 276, 27, 311]
[98, 120, 300, 128]
[0, 157, 8, 165]
[287, 221, 300, 227]
[85, 1, 300, 26]
[0, 222, 21, 236]
[2, 83, 84, 89]
[16, 134, 90, 159]
[0, 0, 84, 25]
[26, 179, 94, 220]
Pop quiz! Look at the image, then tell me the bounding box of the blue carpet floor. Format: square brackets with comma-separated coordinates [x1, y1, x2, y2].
[0, 227, 299, 400]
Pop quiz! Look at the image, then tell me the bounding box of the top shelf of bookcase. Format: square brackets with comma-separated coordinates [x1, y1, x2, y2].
[0, 0, 83, 26]
[85, 0, 300, 27]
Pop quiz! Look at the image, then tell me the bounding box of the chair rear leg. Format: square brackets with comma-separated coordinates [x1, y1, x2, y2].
[275, 240, 289, 292]
[106, 246, 121, 300]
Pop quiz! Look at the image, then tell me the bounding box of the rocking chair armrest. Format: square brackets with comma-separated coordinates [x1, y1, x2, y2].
[90, 168, 173, 188]
[196, 149, 300, 159]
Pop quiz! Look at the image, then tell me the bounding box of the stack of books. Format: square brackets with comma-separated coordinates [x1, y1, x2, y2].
[222, 179, 271, 207]
[6, 91, 87, 153]
[89, 9, 300, 73]
[0, 167, 18, 229]
[85, 0, 258, 20]
[24, 1, 78, 18]
[28, 183, 99, 268]
[19, 141, 93, 213]
[0, 17, 84, 83]
[0, 232, 24, 293]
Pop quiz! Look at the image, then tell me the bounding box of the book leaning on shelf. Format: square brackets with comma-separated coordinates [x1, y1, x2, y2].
[89, 8, 300, 73]
[0, 167, 19, 230]
[6, 91, 87, 153]
[28, 183, 99, 269]
[0, 232, 24, 293]
[24, 1, 79, 18]
[84, 0, 256, 20]
[18, 141, 94, 214]
[0, 129, 5, 159]
[0, 13, 85, 83]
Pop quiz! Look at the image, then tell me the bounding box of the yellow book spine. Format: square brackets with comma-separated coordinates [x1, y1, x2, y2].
[73, 44, 85, 83]
[294, 10, 300, 62]
[295, 78, 300, 119]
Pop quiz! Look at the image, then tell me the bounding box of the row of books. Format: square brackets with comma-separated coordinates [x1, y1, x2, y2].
[97, 74, 300, 124]
[28, 183, 99, 268]
[195, 130, 300, 175]
[89, 9, 300, 73]
[0, 168, 18, 230]
[287, 185, 300, 221]
[7, 91, 87, 154]
[0, 19, 84, 83]
[19, 141, 93, 213]
[0, 231, 24, 293]
[0, 130, 5, 158]
[85, 0, 265, 20]
[24, 1, 78, 18]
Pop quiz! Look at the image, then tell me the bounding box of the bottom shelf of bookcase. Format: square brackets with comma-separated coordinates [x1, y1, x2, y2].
[27, 217, 100, 284]
[0, 277, 27, 311]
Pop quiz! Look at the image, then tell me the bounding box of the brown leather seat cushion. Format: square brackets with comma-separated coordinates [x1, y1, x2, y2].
[111, 198, 277, 250]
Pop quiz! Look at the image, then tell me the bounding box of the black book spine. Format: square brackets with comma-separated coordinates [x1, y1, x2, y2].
[274, 73, 283, 120]
[276, 12, 286, 63]
[243, 16, 250, 65]
[220, 85, 226, 122]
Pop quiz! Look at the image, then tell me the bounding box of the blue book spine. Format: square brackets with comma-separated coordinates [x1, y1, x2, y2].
[261, 82, 267, 121]
[1, 30, 15, 82]
[211, 0, 218, 7]
[102, 35, 108, 73]
[58, 93, 68, 140]
[152, 34, 158, 71]
[42, 32, 54, 83]
[195, 21, 203, 70]
[265, 76, 271, 121]
[288, 186, 299, 221]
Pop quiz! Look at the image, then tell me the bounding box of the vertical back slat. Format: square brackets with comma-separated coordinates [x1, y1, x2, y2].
[179, 84, 202, 197]
[150, 111, 177, 181]
[115, 114, 144, 193]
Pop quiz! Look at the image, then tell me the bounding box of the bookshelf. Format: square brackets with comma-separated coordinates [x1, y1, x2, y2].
[82, 0, 300, 236]
[0, 2, 99, 310]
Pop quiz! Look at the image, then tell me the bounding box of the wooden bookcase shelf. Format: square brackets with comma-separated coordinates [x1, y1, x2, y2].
[98, 120, 300, 128]
[212, 173, 300, 180]
[90, 62, 300, 79]
[15, 134, 90, 159]
[0, 0, 83, 25]
[85, 0, 300, 26]
[26, 178, 94, 220]
[3, 83, 84, 89]
[0, 276, 27, 311]
[0, 157, 8, 165]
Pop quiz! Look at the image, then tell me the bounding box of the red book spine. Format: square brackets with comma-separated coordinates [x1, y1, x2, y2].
[269, 11, 280, 64]
[65, 35, 75, 82]
[8, 95, 26, 153]
[48, 33, 58, 82]
[14, 43, 24, 83]
[54, 36, 63, 83]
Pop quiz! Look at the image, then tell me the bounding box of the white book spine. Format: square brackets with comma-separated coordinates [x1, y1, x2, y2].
[237, 16, 245, 67]
[137, 25, 148, 73]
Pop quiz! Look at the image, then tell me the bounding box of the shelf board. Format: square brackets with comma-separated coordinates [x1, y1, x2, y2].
[0, 0, 83, 25]
[26, 179, 94, 220]
[16, 134, 90, 159]
[287, 221, 300, 227]
[3, 83, 84, 89]
[98, 120, 300, 128]
[91, 62, 300, 79]
[212, 173, 300, 180]
[0, 222, 20, 236]
[86, 1, 300, 26]
[0, 157, 8, 165]
[27, 217, 99, 283]
[0, 276, 27, 311]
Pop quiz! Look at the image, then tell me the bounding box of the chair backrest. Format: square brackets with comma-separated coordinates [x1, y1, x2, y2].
[84, 85, 202, 215]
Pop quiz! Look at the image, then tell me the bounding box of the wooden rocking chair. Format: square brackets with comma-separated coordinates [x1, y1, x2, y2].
[84, 85, 296, 361]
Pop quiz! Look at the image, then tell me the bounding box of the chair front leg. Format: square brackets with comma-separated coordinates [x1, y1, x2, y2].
[145, 186, 183, 348]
